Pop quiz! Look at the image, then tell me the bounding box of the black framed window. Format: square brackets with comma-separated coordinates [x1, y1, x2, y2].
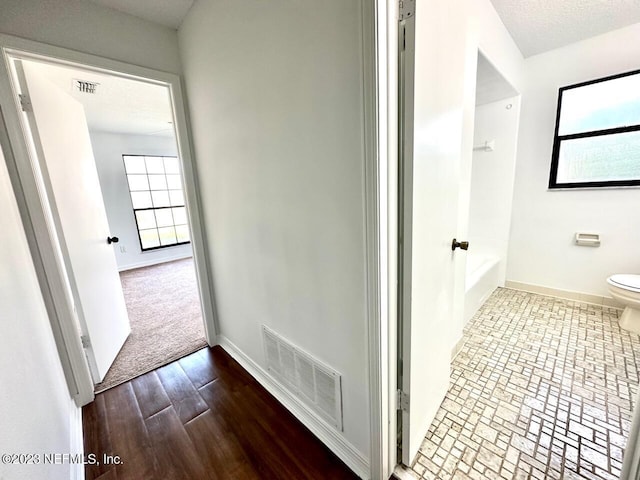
[123, 155, 190, 251]
[549, 68, 640, 189]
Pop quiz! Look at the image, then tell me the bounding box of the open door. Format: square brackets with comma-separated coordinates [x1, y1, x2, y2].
[398, 2, 467, 464]
[15, 60, 130, 383]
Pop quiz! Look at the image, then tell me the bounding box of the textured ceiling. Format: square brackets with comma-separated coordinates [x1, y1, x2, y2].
[86, 0, 640, 55]
[26, 60, 175, 136]
[490, 0, 640, 57]
[88, 0, 194, 29]
[476, 53, 518, 105]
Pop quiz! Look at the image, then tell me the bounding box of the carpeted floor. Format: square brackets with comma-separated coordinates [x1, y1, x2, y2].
[94, 257, 207, 393]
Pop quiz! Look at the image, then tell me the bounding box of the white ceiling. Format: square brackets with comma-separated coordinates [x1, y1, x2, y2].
[490, 0, 640, 57]
[87, 0, 640, 59]
[476, 53, 518, 105]
[27, 60, 175, 137]
[88, 0, 194, 29]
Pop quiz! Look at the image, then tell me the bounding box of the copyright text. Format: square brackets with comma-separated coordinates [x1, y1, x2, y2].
[1, 453, 123, 466]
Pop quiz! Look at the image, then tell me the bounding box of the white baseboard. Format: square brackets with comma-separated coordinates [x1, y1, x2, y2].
[451, 336, 466, 361]
[393, 464, 420, 479]
[505, 280, 623, 309]
[118, 253, 193, 272]
[216, 335, 371, 480]
[70, 401, 84, 480]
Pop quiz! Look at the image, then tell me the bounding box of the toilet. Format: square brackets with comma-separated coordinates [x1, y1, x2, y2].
[607, 274, 640, 334]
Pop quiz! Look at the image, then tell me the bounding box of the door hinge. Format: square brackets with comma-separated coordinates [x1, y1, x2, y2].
[397, 389, 410, 411]
[80, 335, 91, 349]
[399, 0, 415, 21]
[18, 94, 32, 112]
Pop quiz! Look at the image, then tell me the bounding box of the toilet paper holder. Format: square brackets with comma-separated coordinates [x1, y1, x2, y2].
[575, 233, 600, 247]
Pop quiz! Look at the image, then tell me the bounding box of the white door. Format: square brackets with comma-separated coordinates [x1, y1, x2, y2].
[16, 60, 130, 383]
[399, 4, 468, 464]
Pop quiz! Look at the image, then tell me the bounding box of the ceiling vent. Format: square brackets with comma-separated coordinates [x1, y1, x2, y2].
[74, 80, 99, 94]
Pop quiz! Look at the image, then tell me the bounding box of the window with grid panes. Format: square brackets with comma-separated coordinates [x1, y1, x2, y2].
[123, 155, 190, 250]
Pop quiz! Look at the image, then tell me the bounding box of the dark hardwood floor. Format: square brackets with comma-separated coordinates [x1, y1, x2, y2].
[83, 346, 359, 480]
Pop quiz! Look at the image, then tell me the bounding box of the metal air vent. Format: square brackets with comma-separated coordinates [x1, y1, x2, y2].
[74, 80, 99, 94]
[262, 325, 343, 431]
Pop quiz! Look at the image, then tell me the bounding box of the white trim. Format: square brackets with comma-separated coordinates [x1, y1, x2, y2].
[166, 66, 220, 347]
[69, 401, 84, 480]
[381, 0, 400, 476]
[364, 0, 399, 478]
[117, 253, 194, 272]
[361, 1, 388, 480]
[0, 63, 94, 405]
[217, 335, 371, 480]
[622, 388, 640, 479]
[0, 34, 218, 407]
[505, 280, 623, 309]
[393, 464, 420, 479]
[451, 335, 466, 361]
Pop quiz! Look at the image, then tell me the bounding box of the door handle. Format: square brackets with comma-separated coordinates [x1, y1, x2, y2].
[451, 238, 469, 251]
[107, 236, 119, 245]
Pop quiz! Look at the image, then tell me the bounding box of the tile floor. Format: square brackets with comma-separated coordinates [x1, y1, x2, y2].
[410, 287, 640, 480]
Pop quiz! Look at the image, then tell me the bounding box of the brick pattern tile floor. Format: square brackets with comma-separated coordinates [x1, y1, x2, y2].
[410, 287, 640, 480]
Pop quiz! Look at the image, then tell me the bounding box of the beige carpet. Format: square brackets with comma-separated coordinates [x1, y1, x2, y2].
[94, 257, 207, 393]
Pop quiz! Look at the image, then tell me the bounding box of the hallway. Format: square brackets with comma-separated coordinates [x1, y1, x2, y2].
[84, 346, 358, 479]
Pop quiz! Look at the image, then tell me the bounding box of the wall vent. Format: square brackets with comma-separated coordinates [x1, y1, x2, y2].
[262, 325, 343, 431]
[74, 80, 99, 94]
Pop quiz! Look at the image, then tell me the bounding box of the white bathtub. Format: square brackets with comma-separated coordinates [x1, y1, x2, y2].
[464, 254, 500, 325]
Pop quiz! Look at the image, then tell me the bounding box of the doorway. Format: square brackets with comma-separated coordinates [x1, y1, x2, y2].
[396, 13, 524, 469]
[13, 57, 208, 392]
[0, 39, 216, 404]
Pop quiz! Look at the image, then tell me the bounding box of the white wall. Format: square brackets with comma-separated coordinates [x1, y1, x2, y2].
[178, 0, 371, 469]
[0, 0, 182, 74]
[0, 145, 80, 480]
[90, 131, 192, 270]
[507, 23, 640, 298]
[468, 95, 521, 281]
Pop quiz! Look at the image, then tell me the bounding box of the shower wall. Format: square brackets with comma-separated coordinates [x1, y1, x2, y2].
[465, 95, 521, 323]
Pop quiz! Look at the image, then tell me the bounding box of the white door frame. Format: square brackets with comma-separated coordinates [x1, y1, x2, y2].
[366, 0, 399, 478]
[0, 34, 219, 407]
